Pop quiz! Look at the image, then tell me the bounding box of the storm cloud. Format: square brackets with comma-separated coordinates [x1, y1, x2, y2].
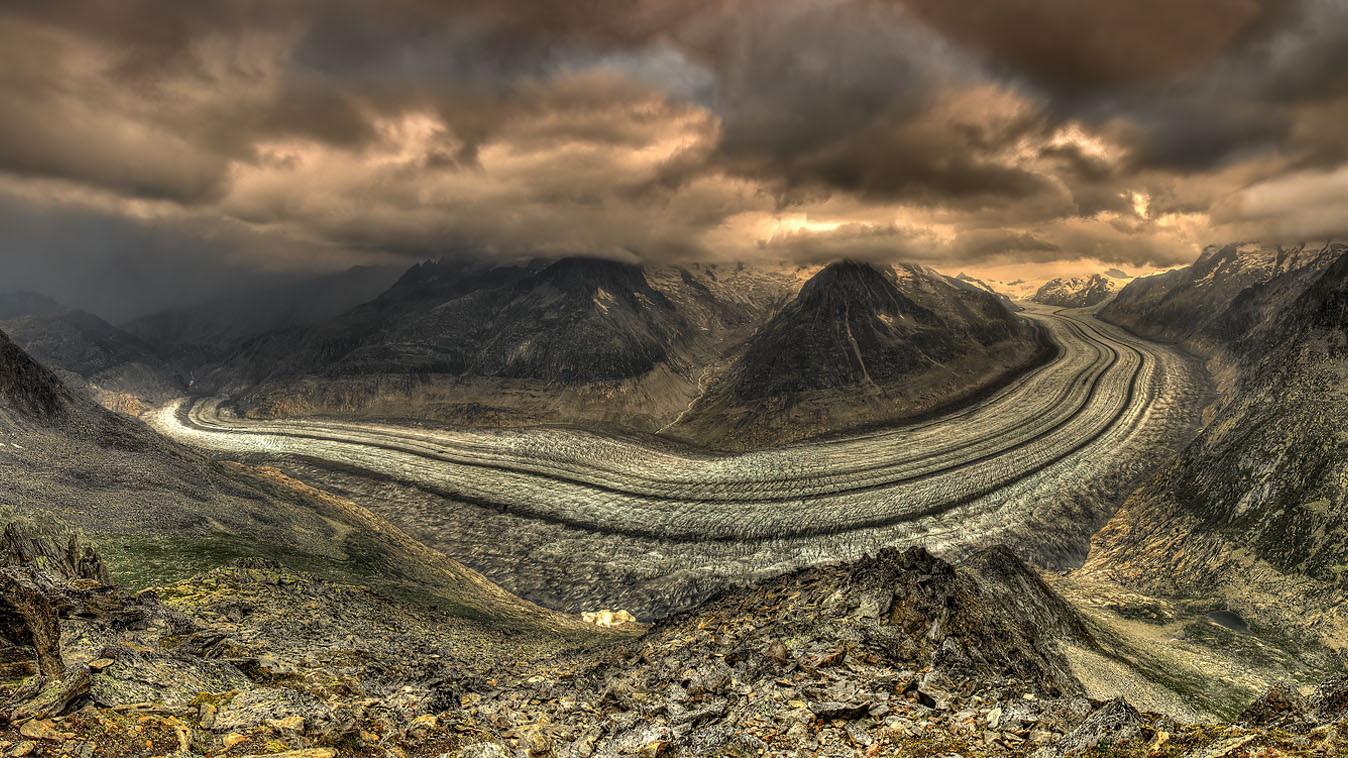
[1, 0, 1346, 316]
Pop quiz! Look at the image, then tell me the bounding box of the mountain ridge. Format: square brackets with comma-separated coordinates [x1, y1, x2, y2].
[1032, 274, 1120, 308]
[668, 260, 1049, 448]
[1086, 239, 1348, 648]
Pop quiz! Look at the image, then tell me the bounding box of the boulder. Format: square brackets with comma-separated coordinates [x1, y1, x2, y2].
[1032, 698, 1142, 758]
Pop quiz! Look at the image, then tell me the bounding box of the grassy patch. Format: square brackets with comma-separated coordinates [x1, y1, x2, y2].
[92, 531, 538, 632]
[95, 533, 340, 592]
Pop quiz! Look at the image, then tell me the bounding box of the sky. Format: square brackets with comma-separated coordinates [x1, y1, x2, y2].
[2, 0, 1347, 320]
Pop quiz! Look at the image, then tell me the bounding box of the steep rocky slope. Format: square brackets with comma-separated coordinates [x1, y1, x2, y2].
[1099, 242, 1338, 348]
[0, 328, 590, 643]
[1086, 240, 1348, 648]
[4, 526, 1339, 757]
[0, 293, 181, 414]
[1032, 274, 1120, 308]
[669, 261, 1049, 448]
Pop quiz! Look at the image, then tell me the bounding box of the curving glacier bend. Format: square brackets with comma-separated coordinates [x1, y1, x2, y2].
[148, 304, 1207, 618]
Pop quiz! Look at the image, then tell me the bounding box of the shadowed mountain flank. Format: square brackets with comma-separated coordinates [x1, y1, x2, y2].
[669, 261, 1049, 449]
[0, 328, 590, 642]
[0, 293, 181, 415]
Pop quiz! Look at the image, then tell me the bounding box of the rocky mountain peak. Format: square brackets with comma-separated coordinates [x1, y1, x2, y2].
[532, 257, 652, 297]
[795, 260, 905, 307]
[668, 258, 1045, 448]
[1032, 274, 1118, 307]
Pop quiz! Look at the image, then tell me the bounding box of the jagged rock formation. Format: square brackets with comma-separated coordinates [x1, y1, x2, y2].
[1099, 241, 1338, 349]
[1086, 240, 1348, 646]
[669, 261, 1048, 448]
[0, 526, 488, 754]
[1240, 677, 1348, 732]
[0, 524, 128, 720]
[453, 545, 1097, 756]
[0, 526, 115, 683]
[1032, 273, 1119, 308]
[0, 571, 63, 680]
[448, 545, 1342, 756]
[1, 523, 1341, 756]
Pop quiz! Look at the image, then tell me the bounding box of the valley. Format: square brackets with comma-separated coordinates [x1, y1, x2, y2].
[6, 4, 1348, 754]
[149, 304, 1207, 618]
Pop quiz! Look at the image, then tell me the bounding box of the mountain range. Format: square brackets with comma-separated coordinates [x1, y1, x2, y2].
[206, 258, 1046, 449]
[1031, 273, 1123, 308]
[1085, 240, 1348, 646]
[123, 264, 404, 359]
[668, 261, 1049, 447]
[0, 292, 182, 414]
[5, 245, 1348, 754]
[0, 260, 1067, 450]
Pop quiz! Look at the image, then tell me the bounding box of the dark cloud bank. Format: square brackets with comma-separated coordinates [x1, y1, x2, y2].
[0, 0, 1346, 317]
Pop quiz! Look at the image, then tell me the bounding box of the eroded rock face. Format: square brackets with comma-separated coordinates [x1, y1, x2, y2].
[0, 522, 111, 587]
[0, 570, 62, 679]
[1033, 697, 1142, 758]
[0, 569, 61, 682]
[0, 522, 123, 680]
[0, 524, 139, 723]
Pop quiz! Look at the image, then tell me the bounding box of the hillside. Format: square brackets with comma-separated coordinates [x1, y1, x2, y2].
[4, 524, 1338, 757]
[0, 327, 592, 645]
[1099, 242, 1338, 347]
[1085, 240, 1348, 647]
[123, 264, 404, 356]
[215, 258, 804, 433]
[669, 261, 1049, 448]
[0, 293, 181, 414]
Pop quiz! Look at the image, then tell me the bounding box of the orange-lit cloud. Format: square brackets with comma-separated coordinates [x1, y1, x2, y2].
[0, 0, 1346, 317]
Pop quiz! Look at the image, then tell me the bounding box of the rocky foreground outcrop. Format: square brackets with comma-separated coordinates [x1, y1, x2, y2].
[0, 522, 484, 756]
[2, 525, 1346, 757]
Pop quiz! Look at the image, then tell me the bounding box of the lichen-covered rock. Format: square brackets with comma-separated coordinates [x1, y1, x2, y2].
[1033, 697, 1143, 758]
[213, 687, 334, 734]
[457, 742, 508, 758]
[1240, 680, 1312, 729]
[0, 567, 63, 678]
